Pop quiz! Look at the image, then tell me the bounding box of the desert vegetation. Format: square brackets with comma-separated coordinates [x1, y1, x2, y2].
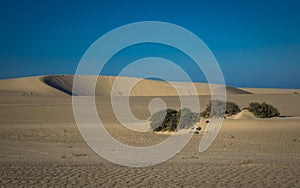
[200, 100, 241, 118]
[200, 100, 280, 119]
[248, 102, 280, 118]
[150, 108, 200, 132]
[149, 100, 280, 133]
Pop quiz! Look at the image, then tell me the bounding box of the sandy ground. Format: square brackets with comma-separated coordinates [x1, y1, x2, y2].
[0, 76, 299, 187]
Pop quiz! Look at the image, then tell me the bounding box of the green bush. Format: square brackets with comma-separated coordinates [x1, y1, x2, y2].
[179, 108, 192, 117]
[200, 100, 241, 118]
[226, 101, 241, 115]
[150, 108, 200, 132]
[178, 109, 200, 129]
[248, 102, 280, 118]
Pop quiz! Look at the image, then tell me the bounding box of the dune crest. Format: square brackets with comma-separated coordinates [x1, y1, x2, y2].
[0, 76, 67, 96]
[2, 75, 299, 97]
[43, 75, 251, 96]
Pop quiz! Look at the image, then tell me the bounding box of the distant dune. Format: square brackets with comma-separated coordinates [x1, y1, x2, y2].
[0, 75, 299, 96]
[0, 76, 66, 96]
[241, 87, 300, 94]
[43, 75, 252, 96]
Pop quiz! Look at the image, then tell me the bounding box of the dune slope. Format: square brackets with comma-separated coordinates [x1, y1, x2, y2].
[0, 76, 67, 96]
[43, 75, 252, 96]
[1, 75, 299, 97]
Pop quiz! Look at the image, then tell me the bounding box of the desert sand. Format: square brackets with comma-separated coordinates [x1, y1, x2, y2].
[0, 75, 299, 187]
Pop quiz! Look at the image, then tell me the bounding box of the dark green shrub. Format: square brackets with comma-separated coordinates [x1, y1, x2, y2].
[150, 108, 200, 132]
[178, 110, 200, 129]
[179, 108, 192, 117]
[226, 101, 241, 115]
[200, 100, 240, 118]
[248, 102, 280, 118]
[150, 109, 169, 131]
[200, 100, 223, 118]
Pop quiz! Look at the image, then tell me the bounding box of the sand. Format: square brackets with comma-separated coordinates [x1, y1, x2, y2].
[43, 75, 251, 96]
[0, 75, 299, 187]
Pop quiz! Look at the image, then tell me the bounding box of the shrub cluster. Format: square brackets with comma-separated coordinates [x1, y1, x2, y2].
[179, 108, 200, 129]
[150, 101, 280, 132]
[200, 100, 280, 119]
[200, 100, 240, 118]
[150, 108, 200, 132]
[248, 102, 280, 118]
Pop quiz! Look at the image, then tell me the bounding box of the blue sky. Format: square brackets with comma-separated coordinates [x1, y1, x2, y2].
[0, 0, 299, 88]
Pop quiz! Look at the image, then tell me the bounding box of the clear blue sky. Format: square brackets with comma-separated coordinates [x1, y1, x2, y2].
[0, 0, 299, 88]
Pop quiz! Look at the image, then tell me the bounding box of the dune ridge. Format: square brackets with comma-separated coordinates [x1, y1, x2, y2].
[43, 75, 251, 96]
[1, 75, 299, 97]
[0, 76, 66, 96]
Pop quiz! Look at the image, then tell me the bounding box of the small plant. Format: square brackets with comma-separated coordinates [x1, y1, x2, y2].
[226, 101, 241, 116]
[150, 108, 199, 132]
[200, 100, 240, 118]
[248, 102, 280, 118]
[178, 108, 200, 129]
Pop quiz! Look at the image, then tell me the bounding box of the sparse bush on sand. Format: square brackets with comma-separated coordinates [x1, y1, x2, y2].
[150, 108, 200, 132]
[200, 100, 241, 118]
[248, 102, 280, 118]
[178, 108, 200, 129]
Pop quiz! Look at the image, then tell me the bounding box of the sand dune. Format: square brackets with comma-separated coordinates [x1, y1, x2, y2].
[0, 74, 256, 96]
[228, 110, 257, 120]
[0, 76, 66, 96]
[241, 87, 300, 94]
[1, 75, 299, 96]
[0, 75, 300, 187]
[44, 75, 253, 96]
